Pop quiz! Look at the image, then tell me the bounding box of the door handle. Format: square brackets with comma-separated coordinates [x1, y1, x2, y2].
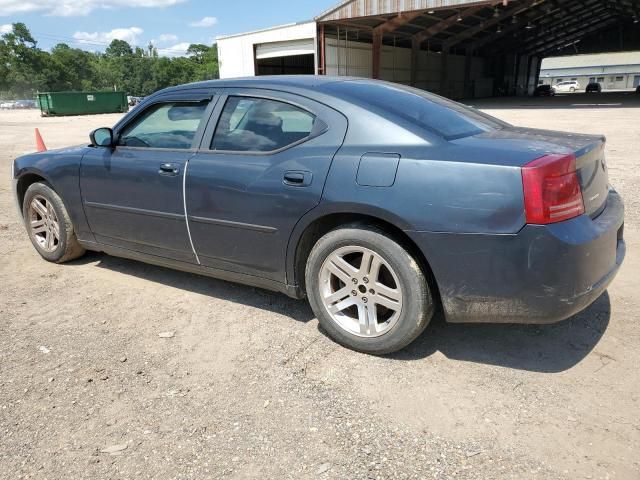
[283, 171, 312, 187]
[159, 163, 180, 176]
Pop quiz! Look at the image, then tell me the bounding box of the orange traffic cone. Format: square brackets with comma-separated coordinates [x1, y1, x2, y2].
[35, 128, 47, 152]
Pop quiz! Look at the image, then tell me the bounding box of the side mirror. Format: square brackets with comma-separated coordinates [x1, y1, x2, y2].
[90, 127, 114, 147]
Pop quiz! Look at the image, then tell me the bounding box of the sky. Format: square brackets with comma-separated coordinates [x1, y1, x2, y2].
[0, 0, 337, 56]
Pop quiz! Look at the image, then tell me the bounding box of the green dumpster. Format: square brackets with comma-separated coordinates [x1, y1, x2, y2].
[37, 91, 128, 116]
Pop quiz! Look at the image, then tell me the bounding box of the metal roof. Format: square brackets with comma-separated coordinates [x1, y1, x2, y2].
[541, 51, 640, 70]
[314, 0, 640, 57]
[217, 20, 315, 41]
[315, 0, 494, 21]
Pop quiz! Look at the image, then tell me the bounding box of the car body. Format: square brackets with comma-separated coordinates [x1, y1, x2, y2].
[0, 101, 16, 109]
[533, 84, 555, 97]
[11, 76, 625, 353]
[15, 99, 37, 109]
[586, 82, 602, 93]
[553, 81, 581, 93]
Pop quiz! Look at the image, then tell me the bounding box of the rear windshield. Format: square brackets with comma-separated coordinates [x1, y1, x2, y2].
[323, 81, 508, 140]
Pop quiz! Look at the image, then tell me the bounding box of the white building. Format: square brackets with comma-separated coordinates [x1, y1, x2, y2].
[539, 51, 640, 90]
[218, 21, 318, 79]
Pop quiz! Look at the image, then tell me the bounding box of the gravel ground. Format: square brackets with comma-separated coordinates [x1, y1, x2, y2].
[1, 93, 638, 480]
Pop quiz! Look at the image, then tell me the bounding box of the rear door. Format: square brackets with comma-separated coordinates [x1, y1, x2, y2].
[80, 89, 216, 262]
[185, 88, 348, 282]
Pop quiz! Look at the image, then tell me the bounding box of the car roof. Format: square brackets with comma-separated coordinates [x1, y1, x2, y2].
[155, 75, 447, 110]
[162, 75, 359, 94]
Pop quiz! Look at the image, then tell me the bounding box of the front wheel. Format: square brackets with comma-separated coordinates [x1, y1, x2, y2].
[305, 225, 434, 355]
[22, 182, 85, 263]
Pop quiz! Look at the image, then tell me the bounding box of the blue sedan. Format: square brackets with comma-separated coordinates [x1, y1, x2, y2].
[12, 77, 625, 354]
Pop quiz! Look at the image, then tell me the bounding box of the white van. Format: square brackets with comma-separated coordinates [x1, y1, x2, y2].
[552, 81, 581, 93]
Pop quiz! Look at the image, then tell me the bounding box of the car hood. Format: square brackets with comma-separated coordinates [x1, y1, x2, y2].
[42, 144, 92, 155]
[16, 144, 90, 161]
[13, 144, 92, 177]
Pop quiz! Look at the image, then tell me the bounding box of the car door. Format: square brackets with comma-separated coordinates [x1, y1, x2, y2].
[185, 88, 348, 283]
[80, 90, 217, 263]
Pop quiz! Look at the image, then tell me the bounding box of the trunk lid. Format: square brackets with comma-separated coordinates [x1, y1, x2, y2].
[507, 127, 609, 217]
[455, 126, 609, 217]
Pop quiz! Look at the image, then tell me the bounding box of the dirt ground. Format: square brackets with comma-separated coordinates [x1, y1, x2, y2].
[1, 93, 638, 480]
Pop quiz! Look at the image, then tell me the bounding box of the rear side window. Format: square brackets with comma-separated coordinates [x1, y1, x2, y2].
[323, 81, 507, 140]
[119, 101, 209, 149]
[211, 96, 315, 152]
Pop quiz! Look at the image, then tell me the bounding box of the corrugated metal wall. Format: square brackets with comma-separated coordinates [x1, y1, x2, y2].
[326, 37, 487, 97]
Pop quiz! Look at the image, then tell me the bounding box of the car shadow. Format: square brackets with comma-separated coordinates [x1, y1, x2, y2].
[74, 251, 315, 323]
[72, 252, 610, 372]
[389, 291, 611, 373]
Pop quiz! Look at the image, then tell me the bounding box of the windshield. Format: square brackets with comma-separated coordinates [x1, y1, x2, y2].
[323, 80, 508, 140]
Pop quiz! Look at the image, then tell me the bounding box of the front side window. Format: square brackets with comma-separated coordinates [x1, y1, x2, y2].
[211, 96, 315, 152]
[118, 101, 209, 149]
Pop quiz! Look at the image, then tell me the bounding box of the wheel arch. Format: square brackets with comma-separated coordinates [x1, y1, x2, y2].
[287, 205, 441, 307]
[16, 170, 53, 217]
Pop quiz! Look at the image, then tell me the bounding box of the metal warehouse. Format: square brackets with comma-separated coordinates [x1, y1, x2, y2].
[539, 51, 640, 90]
[218, 0, 640, 99]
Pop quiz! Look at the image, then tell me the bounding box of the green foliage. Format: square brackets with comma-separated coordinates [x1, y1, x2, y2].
[0, 24, 219, 99]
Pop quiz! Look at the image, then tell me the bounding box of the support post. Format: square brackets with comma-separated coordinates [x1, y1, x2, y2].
[525, 54, 534, 96]
[533, 56, 542, 89]
[319, 24, 326, 75]
[372, 31, 382, 79]
[411, 37, 420, 87]
[440, 47, 450, 97]
[464, 48, 473, 98]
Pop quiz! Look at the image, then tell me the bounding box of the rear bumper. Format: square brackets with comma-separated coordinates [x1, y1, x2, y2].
[407, 190, 625, 324]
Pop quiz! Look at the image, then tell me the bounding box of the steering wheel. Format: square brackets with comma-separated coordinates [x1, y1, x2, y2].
[121, 136, 150, 148]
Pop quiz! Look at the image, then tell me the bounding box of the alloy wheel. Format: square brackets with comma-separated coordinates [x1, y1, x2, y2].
[318, 246, 403, 337]
[28, 195, 60, 252]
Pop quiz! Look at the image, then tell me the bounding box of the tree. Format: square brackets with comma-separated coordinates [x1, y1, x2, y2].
[0, 24, 221, 99]
[188, 43, 219, 80]
[105, 39, 133, 58]
[0, 23, 45, 96]
[187, 44, 209, 64]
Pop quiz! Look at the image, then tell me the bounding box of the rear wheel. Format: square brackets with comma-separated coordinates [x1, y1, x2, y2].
[22, 182, 85, 263]
[305, 225, 433, 355]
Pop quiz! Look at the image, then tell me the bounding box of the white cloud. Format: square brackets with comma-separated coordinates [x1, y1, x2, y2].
[0, 0, 186, 17]
[0, 23, 12, 34]
[189, 16, 218, 28]
[158, 42, 191, 57]
[156, 33, 178, 44]
[73, 27, 143, 46]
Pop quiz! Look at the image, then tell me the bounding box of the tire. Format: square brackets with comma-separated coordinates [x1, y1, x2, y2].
[570, 87, 576, 93]
[305, 225, 434, 355]
[22, 182, 85, 263]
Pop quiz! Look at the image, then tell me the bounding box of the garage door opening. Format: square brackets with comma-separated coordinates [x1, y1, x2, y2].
[254, 38, 315, 76]
[256, 54, 315, 75]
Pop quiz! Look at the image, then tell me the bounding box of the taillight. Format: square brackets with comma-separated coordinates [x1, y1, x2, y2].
[521, 153, 584, 224]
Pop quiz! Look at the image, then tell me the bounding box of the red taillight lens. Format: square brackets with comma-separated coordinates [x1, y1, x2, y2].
[521, 153, 585, 224]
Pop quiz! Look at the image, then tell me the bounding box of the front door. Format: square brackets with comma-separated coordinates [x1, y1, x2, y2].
[80, 92, 215, 262]
[185, 89, 348, 283]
